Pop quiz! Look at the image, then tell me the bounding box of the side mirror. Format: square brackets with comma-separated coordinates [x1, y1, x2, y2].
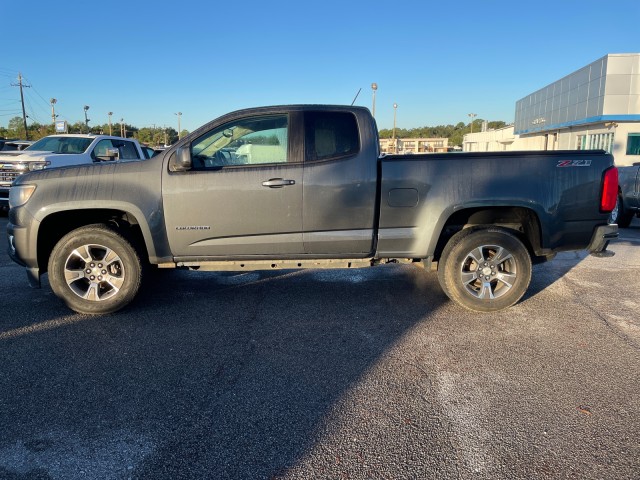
[106, 148, 120, 160]
[94, 147, 119, 162]
[169, 146, 192, 171]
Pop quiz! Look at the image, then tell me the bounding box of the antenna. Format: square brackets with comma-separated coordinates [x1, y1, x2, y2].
[351, 88, 362, 106]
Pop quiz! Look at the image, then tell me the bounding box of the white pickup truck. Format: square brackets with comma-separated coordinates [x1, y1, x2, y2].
[0, 134, 148, 210]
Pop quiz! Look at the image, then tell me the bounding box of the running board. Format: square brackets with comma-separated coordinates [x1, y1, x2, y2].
[161, 258, 376, 271]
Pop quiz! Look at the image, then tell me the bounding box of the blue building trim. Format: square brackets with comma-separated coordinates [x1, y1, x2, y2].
[515, 115, 640, 135]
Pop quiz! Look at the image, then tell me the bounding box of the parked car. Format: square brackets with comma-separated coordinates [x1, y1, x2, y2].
[611, 163, 640, 227]
[7, 105, 618, 314]
[0, 139, 33, 151]
[0, 134, 146, 208]
[140, 145, 163, 159]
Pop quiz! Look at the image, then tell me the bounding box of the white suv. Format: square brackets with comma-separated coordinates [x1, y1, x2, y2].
[0, 134, 147, 209]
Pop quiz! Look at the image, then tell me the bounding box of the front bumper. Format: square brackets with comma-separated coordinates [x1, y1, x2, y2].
[0, 186, 9, 207]
[588, 224, 618, 257]
[7, 208, 42, 288]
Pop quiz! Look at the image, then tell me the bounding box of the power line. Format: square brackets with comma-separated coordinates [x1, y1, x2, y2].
[24, 81, 54, 110]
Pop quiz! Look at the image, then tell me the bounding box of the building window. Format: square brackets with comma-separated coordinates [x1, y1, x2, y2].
[577, 133, 614, 153]
[627, 133, 640, 155]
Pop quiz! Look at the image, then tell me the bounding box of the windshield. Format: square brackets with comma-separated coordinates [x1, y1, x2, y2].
[27, 136, 92, 154]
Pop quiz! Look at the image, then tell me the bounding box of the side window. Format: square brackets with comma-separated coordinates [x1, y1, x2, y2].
[117, 141, 140, 160]
[93, 140, 140, 160]
[92, 139, 114, 159]
[191, 115, 288, 169]
[142, 146, 156, 159]
[627, 133, 640, 155]
[305, 111, 360, 162]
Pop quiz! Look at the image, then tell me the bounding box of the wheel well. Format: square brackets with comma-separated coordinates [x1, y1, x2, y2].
[433, 207, 543, 261]
[37, 209, 148, 274]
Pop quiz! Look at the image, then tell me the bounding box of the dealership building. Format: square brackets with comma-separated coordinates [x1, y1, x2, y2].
[463, 53, 640, 166]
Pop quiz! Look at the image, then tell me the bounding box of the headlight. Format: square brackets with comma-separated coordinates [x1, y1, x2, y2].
[9, 185, 36, 208]
[28, 161, 51, 171]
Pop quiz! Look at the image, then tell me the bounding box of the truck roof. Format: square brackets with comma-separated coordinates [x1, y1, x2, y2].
[43, 134, 136, 141]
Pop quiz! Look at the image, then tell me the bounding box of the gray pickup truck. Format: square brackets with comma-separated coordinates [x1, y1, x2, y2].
[6, 105, 618, 314]
[612, 164, 640, 227]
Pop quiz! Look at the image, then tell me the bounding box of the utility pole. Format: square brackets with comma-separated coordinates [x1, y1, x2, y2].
[108, 112, 113, 135]
[11, 73, 31, 140]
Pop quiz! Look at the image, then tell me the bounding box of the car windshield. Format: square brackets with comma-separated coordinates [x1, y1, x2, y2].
[27, 136, 92, 154]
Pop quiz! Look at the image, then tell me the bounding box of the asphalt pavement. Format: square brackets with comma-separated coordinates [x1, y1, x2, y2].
[0, 216, 639, 479]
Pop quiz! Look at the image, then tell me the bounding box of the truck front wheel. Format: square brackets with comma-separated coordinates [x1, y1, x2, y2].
[48, 225, 142, 314]
[437, 227, 532, 312]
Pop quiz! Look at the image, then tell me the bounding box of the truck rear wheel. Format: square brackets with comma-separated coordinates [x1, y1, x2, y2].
[48, 225, 142, 314]
[437, 227, 532, 312]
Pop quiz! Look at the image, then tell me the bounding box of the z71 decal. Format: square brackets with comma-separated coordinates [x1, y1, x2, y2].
[557, 160, 592, 167]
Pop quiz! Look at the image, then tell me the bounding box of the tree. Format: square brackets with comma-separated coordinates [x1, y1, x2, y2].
[7, 116, 25, 138]
[377, 118, 509, 147]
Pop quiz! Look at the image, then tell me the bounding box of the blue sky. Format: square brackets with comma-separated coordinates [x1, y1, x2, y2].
[1, 0, 638, 133]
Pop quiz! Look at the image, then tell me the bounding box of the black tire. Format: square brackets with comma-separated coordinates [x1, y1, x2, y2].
[48, 224, 142, 314]
[612, 195, 634, 228]
[437, 227, 532, 312]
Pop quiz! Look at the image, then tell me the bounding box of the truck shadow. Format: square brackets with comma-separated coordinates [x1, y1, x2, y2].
[524, 252, 586, 301]
[129, 266, 441, 478]
[0, 265, 439, 479]
[0, 254, 607, 479]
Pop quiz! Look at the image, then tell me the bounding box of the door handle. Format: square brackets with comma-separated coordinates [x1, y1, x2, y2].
[262, 178, 295, 188]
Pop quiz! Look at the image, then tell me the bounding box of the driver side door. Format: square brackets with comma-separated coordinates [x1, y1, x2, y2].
[162, 112, 304, 258]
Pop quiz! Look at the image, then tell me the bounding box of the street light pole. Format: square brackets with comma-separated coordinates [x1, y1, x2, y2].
[108, 112, 113, 135]
[175, 112, 182, 139]
[392, 103, 398, 153]
[83, 105, 90, 133]
[371, 83, 378, 118]
[50, 98, 57, 126]
[468, 113, 477, 134]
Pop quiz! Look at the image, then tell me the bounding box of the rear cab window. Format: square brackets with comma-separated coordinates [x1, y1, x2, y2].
[304, 111, 360, 162]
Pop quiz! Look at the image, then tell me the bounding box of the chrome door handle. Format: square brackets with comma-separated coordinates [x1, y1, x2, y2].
[262, 178, 295, 188]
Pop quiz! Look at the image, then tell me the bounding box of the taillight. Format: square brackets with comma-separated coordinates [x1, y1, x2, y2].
[600, 167, 618, 212]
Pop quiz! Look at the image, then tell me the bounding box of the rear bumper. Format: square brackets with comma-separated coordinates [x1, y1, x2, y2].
[588, 224, 618, 257]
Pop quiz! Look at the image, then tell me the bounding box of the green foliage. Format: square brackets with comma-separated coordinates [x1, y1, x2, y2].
[2, 116, 55, 140]
[378, 118, 509, 147]
[135, 127, 179, 146]
[1, 115, 510, 148]
[1, 116, 180, 145]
